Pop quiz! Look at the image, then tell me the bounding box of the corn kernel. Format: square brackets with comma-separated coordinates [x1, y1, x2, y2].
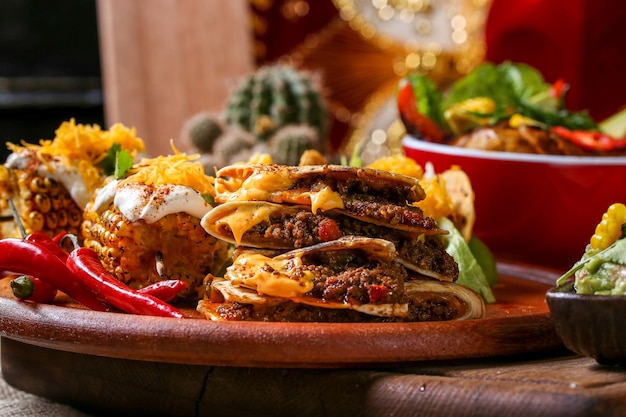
[56, 210, 68, 228]
[34, 194, 52, 213]
[68, 208, 82, 227]
[29, 177, 49, 193]
[590, 203, 626, 250]
[50, 193, 63, 211]
[29, 211, 44, 232]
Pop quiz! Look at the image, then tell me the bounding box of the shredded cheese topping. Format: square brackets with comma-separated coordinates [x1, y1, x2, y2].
[7, 118, 145, 195]
[122, 140, 216, 196]
[416, 173, 456, 220]
[367, 157, 457, 221]
[367, 155, 424, 178]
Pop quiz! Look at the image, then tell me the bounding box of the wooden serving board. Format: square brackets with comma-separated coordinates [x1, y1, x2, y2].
[3, 341, 623, 417]
[0, 262, 563, 368]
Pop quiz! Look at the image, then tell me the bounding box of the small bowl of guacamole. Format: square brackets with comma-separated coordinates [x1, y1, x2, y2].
[547, 203, 626, 365]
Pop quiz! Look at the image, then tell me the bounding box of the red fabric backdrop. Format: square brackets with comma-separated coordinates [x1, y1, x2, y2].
[485, 0, 626, 121]
[252, 0, 626, 148]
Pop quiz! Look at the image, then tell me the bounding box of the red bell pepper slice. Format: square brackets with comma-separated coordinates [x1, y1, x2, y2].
[397, 82, 445, 143]
[551, 126, 626, 152]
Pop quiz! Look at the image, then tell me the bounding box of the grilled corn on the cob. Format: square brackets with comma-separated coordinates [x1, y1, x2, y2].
[81, 149, 230, 300]
[0, 119, 145, 239]
[82, 199, 228, 299]
[0, 160, 83, 238]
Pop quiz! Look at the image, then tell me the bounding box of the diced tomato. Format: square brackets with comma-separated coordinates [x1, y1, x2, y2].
[318, 218, 342, 241]
[368, 284, 390, 303]
[401, 210, 424, 226]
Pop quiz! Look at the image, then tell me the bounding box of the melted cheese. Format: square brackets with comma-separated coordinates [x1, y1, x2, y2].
[228, 252, 315, 298]
[217, 169, 344, 215]
[219, 171, 295, 201]
[301, 186, 344, 213]
[214, 203, 274, 244]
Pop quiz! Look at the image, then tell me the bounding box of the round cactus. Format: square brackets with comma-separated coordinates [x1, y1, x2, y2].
[268, 124, 322, 166]
[224, 64, 328, 142]
[212, 127, 258, 167]
[182, 112, 226, 153]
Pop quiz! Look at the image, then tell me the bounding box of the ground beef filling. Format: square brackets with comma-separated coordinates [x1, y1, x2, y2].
[243, 210, 458, 281]
[291, 176, 433, 229]
[211, 302, 390, 323]
[291, 174, 422, 205]
[405, 292, 466, 321]
[397, 237, 459, 281]
[300, 250, 407, 305]
[341, 197, 438, 231]
[209, 290, 465, 322]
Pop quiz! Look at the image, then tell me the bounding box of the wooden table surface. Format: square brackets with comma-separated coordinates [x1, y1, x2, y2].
[3, 337, 625, 417]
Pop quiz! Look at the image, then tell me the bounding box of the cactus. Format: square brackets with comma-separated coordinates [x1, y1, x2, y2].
[212, 127, 258, 167]
[182, 112, 225, 153]
[224, 64, 328, 142]
[268, 124, 322, 166]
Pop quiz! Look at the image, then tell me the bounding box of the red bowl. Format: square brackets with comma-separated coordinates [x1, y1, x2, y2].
[403, 135, 626, 271]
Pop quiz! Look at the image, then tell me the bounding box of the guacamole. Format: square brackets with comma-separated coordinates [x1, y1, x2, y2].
[557, 237, 626, 295]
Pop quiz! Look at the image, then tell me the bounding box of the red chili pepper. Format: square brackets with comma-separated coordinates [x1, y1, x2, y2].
[10, 275, 58, 304]
[25, 232, 69, 262]
[397, 82, 445, 143]
[66, 247, 184, 318]
[138, 280, 188, 302]
[52, 232, 69, 245]
[550, 78, 567, 100]
[0, 238, 108, 311]
[551, 126, 626, 151]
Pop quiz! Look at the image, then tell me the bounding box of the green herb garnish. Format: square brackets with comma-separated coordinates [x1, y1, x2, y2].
[114, 149, 133, 180]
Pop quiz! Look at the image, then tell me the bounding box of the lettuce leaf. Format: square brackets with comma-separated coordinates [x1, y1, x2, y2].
[443, 62, 515, 121]
[442, 61, 597, 131]
[439, 217, 496, 303]
[403, 72, 448, 130]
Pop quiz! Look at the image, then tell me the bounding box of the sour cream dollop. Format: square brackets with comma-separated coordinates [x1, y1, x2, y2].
[93, 180, 213, 223]
[6, 151, 92, 209]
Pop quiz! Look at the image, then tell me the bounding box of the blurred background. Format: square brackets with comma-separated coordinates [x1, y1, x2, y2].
[0, 0, 104, 162]
[1, 0, 625, 162]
